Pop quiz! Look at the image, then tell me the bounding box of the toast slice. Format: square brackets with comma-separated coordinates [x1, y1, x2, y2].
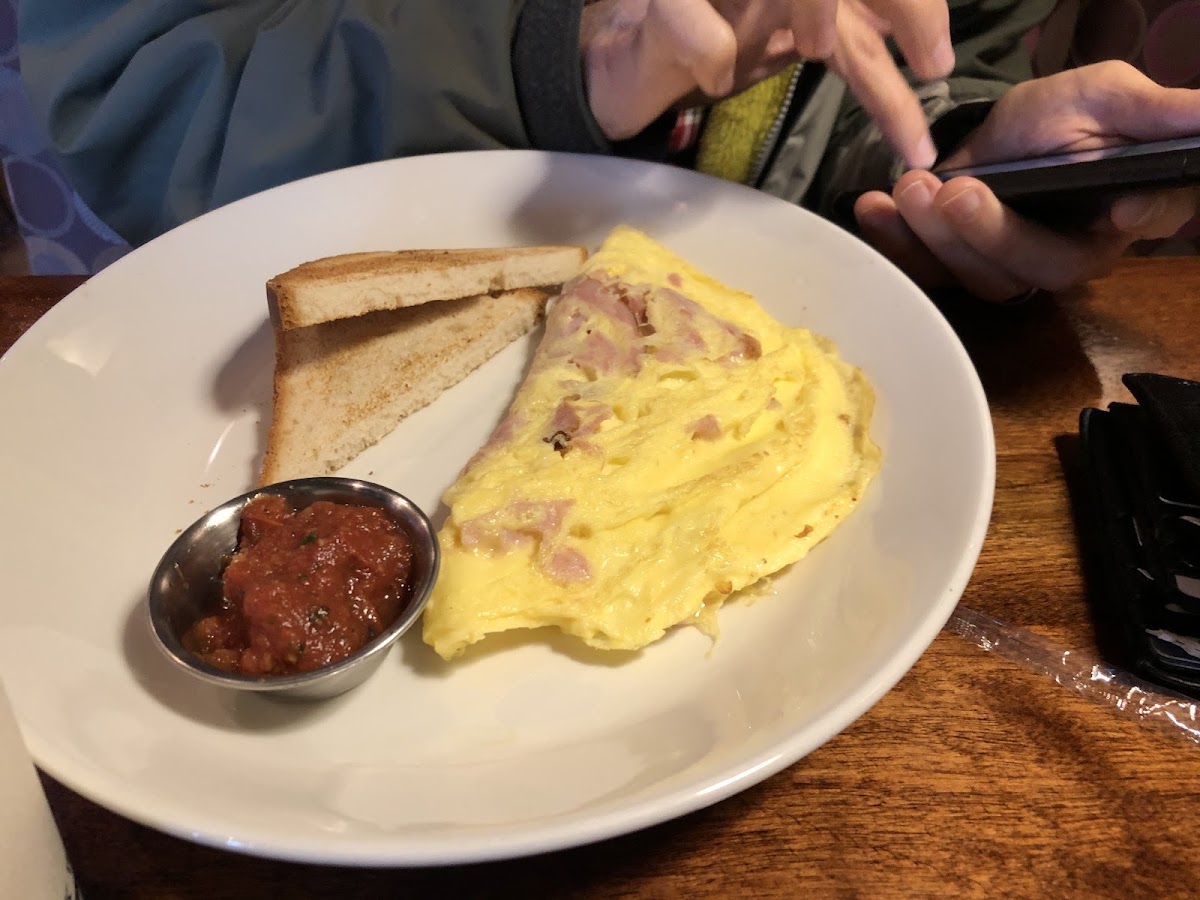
[259, 288, 551, 485]
[268, 245, 586, 330]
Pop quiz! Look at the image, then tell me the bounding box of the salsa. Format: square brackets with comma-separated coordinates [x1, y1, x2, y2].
[182, 495, 415, 677]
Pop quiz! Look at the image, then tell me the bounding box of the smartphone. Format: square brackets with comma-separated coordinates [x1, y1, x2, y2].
[936, 134, 1200, 224]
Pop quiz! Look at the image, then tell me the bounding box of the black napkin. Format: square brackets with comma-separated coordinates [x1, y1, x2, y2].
[1076, 373, 1200, 698]
[1123, 373, 1200, 500]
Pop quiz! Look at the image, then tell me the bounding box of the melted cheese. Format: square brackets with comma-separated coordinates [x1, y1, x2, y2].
[422, 226, 880, 659]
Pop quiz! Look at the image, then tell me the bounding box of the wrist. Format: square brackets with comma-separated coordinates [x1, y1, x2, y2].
[580, 2, 639, 141]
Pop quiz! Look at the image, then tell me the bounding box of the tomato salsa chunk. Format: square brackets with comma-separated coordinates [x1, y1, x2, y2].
[182, 494, 415, 676]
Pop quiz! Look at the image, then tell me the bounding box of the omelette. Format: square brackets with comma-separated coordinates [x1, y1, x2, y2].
[422, 226, 880, 660]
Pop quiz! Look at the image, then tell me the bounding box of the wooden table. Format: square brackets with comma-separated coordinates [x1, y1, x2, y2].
[3, 262, 1198, 898]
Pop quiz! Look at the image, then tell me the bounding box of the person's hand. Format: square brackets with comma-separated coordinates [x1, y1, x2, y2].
[853, 61, 1200, 302]
[582, 0, 953, 169]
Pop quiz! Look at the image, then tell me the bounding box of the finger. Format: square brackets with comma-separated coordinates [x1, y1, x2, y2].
[926, 174, 1130, 292]
[671, 29, 799, 111]
[892, 171, 1030, 301]
[646, 0, 738, 96]
[1110, 187, 1200, 240]
[817, 0, 950, 72]
[788, 0, 839, 59]
[902, 6, 954, 81]
[830, 6, 936, 169]
[853, 191, 955, 288]
[867, 0, 954, 80]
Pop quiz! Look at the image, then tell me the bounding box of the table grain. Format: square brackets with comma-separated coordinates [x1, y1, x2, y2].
[2, 262, 1198, 899]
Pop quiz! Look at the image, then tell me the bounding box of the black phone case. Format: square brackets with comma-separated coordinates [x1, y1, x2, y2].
[1077, 374, 1200, 698]
[940, 138, 1200, 226]
[955, 145, 1200, 204]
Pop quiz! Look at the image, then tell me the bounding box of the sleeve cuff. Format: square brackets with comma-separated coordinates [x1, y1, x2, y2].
[512, 0, 673, 159]
[929, 99, 995, 166]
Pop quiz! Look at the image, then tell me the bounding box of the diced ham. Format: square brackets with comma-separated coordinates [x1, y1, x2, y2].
[542, 272, 766, 385]
[720, 323, 763, 362]
[457, 498, 593, 584]
[535, 272, 645, 377]
[459, 500, 573, 554]
[650, 345, 687, 364]
[622, 288, 649, 324]
[562, 273, 607, 304]
[577, 406, 612, 438]
[659, 287, 699, 317]
[689, 414, 722, 441]
[620, 288, 657, 337]
[544, 400, 613, 454]
[549, 401, 581, 435]
[660, 317, 706, 351]
[646, 288, 713, 360]
[655, 288, 703, 323]
[650, 286, 764, 366]
[533, 276, 602, 370]
[571, 330, 621, 378]
[535, 306, 589, 370]
[585, 282, 640, 338]
[544, 547, 593, 584]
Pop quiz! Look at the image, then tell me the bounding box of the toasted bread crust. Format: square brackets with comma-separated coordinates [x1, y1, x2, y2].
[259, 288, 551, 485]
[267, 245, 585, 330]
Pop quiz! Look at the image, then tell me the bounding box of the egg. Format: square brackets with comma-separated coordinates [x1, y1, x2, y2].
[421, 226, 880, 660]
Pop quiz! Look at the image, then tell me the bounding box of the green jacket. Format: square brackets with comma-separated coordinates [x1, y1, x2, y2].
[18, 0, 1054, 247]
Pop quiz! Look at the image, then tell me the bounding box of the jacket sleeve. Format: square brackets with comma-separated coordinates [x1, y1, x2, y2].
[17, 0, 611, 245]
[805, 0, 1057, 228]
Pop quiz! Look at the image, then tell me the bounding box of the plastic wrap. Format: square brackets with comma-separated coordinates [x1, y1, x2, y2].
[948, 605, 1200, 746]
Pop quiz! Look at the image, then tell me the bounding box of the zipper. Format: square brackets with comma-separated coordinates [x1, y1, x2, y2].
[746, 63, 804, 187]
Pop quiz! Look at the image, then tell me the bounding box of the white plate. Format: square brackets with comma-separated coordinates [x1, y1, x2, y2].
[0, 151, 993, 866]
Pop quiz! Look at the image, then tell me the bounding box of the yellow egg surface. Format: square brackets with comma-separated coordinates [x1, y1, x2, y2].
[422, 226, 880, 660]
